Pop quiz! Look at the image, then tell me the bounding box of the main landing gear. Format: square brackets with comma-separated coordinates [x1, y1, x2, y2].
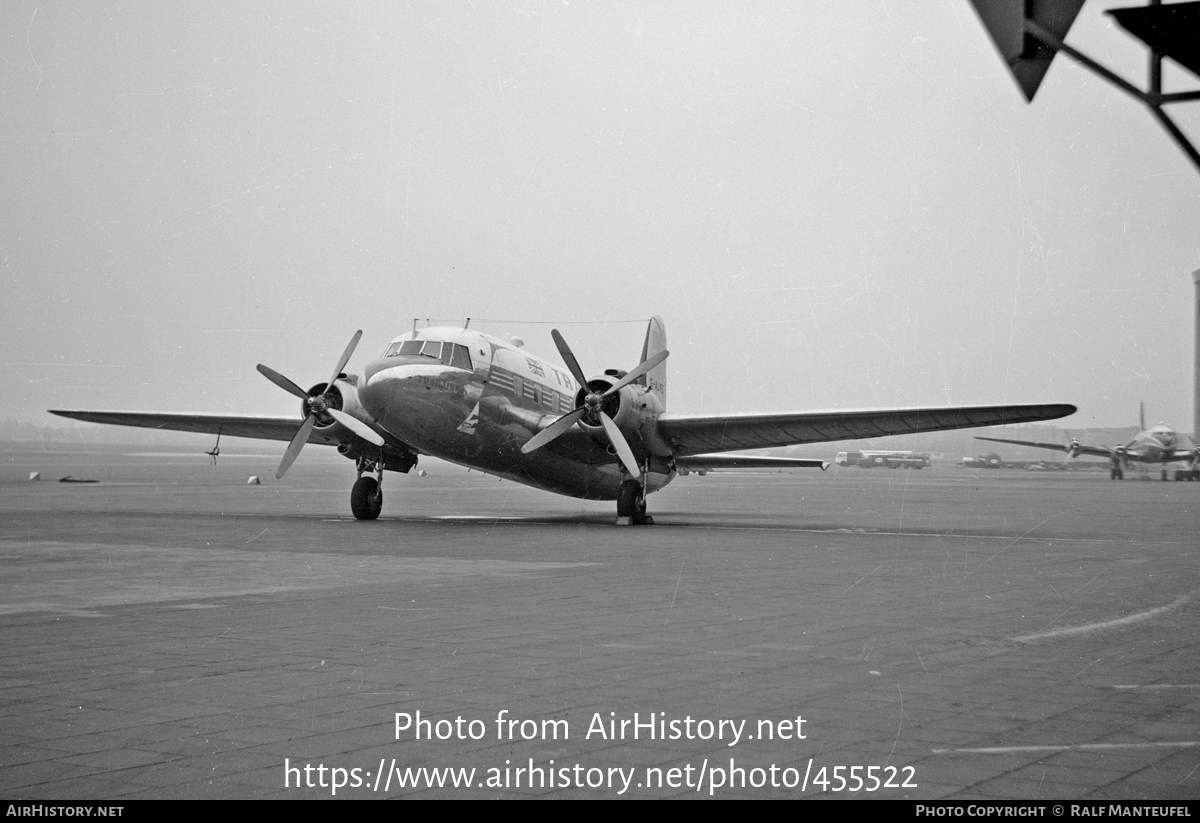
[351, 455, 384, 520]
[616, 478, 652, 526]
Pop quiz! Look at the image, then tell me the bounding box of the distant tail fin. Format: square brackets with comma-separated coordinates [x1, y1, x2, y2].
[1139, 401, 1146, 432]
[639, 316, 667, 406]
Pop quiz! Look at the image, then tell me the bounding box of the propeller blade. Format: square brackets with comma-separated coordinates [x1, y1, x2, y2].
[521, 408, 586, 454]
[257, 364, 310, 400]
[600, 412, 641, 480]
[550, 329, 590, 389]
[601, 349, 669, 397]
[325, 330, 364, 394]
[545, 327, 656, 480]
[276, 415, 316, 479]
[328, 409, 384, 446]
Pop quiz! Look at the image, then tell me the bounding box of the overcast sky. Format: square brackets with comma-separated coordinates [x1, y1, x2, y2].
[4, 2, 1198, 434]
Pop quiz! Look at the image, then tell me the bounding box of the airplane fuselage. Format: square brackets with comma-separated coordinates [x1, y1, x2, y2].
[1121, 424, 1179, 464]
[357, 326, 674, 500]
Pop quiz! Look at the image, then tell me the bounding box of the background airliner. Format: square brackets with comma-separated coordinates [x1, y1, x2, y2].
[976, 404, 1200, 480]
[52, 317, 1076, 524]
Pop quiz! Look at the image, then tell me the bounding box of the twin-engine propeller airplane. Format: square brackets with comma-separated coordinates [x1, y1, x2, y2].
[976, 404, 1200, 481]
[52, 317, 1077, 524]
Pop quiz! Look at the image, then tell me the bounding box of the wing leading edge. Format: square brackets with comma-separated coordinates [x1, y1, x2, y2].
[657, 403, 1077, 456]
[973, 435, 1113, 459]
[49, 410, 346, 447]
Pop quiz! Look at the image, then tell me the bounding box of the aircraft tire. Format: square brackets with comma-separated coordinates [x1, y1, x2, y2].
[351, 476, 383, 520]
[617, 480, 650, 525]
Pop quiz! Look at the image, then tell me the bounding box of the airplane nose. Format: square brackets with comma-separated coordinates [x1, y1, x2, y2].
[361, 358, 393, 389]
[359, 359, 407, 417]
[359, 358, 454, 420]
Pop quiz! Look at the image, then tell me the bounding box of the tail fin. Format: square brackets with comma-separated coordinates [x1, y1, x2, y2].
[639, 316, 667, 406]
[1139, 401, 1146, 432]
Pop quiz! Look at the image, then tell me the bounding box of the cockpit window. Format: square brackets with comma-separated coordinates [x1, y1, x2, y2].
[383, 338, 474, 371]
[385, 340, 424, 357]
[450, 344, 473, 371]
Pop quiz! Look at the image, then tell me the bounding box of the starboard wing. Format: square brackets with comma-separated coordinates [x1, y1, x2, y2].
[657, 403, 1076, 457]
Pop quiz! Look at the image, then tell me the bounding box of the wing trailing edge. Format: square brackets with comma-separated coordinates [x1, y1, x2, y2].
[675, 454, 828, 472]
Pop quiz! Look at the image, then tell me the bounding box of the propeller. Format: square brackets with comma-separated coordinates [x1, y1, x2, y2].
[1066, 436, 1083, 459]
[520, 329, 667, 481]
[257, 330, 382, 479]
[1112, 444, 1128, 470]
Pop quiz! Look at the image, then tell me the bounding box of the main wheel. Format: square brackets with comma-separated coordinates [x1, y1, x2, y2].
[351, 476, 383, 520]
[616, 480, 651, 525]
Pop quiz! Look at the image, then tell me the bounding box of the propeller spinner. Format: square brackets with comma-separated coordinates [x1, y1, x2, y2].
[257, 330, 383, 479]
[520, 329, 667, 481]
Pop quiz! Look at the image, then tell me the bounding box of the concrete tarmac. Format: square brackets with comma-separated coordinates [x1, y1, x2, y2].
[1, 445, 1198, 799]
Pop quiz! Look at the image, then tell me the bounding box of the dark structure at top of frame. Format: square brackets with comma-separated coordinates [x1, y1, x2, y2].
[970, 0, 1200, 174]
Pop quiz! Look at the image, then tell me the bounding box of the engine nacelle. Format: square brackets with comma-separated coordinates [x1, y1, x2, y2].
[573, 375, 633, 431]
[574, 374, 671, 457]
[303, 376, 372, 433]
[305, 375, 416, 472]
[1067, 439, 1083, 458]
